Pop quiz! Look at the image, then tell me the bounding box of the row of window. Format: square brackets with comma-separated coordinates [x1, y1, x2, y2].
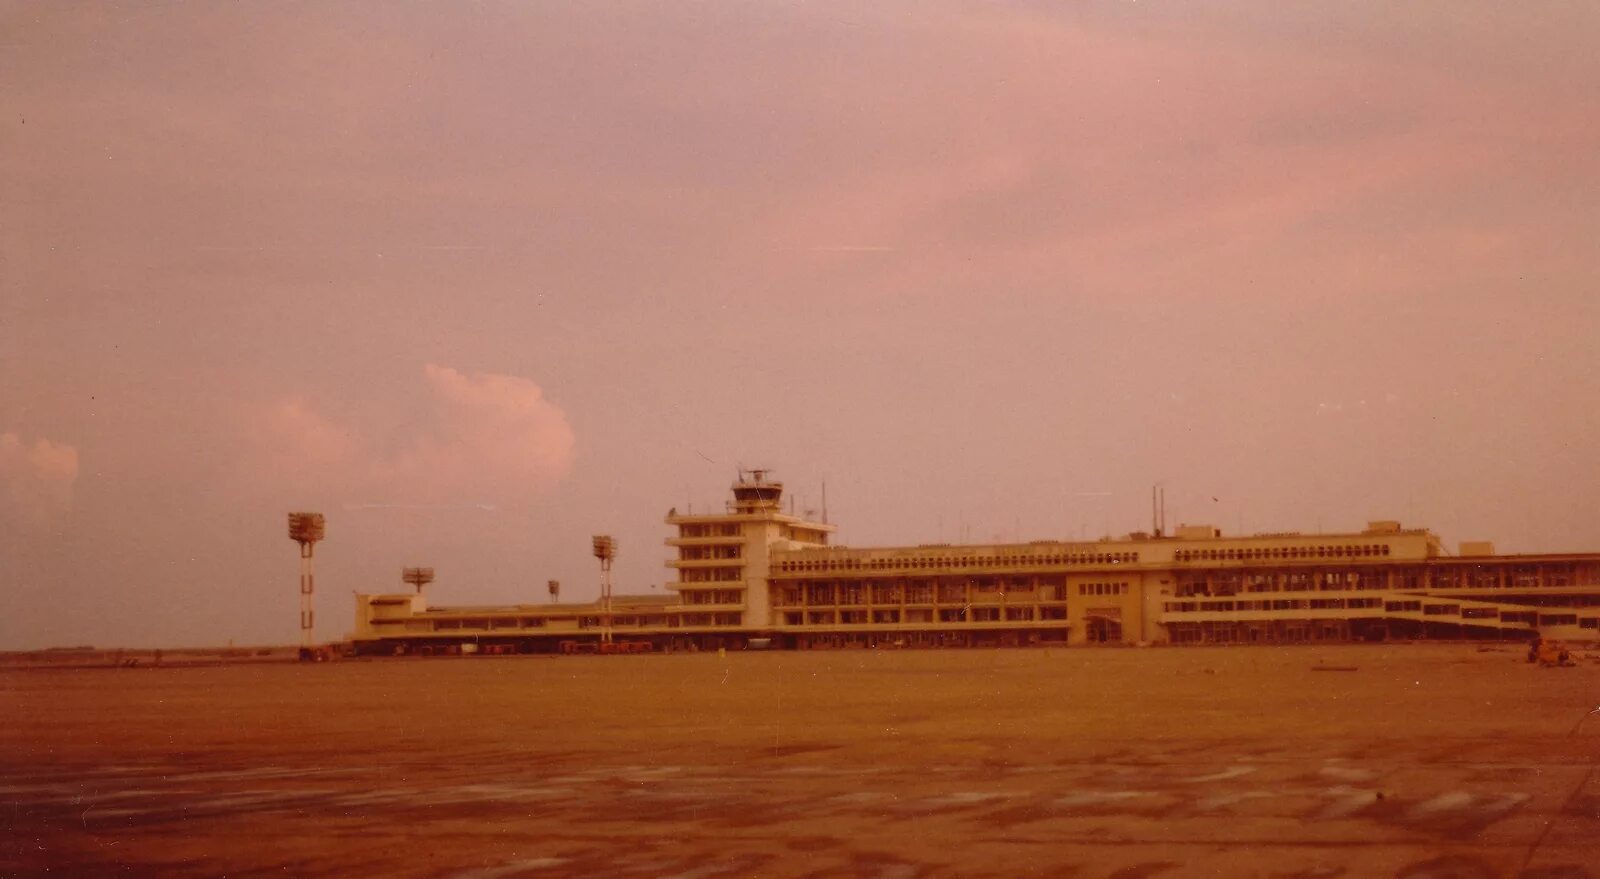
[1427, 563, 1593, 589]
[1164, 597, 1385, 613]
[680, 589, 742, 605]
[775, 582, 1081, 607]
[1176, 569, 1387, 596]
[1167, 620, 1351, 644]
[676, 523, 742, 538]
[1080, 582, 1128, 596]
[678, 545, 742, 561]
[775, 552, 1140, 574]
[781, 606, 1071, 626]
[675, 613, 743, 627]
[421, 614, 726, 631]
[1159, 599, 1597, 628]
[677, 568, 743, 583]
[1172, 564, 1598, 597]
[1174, 544, 1392, 563]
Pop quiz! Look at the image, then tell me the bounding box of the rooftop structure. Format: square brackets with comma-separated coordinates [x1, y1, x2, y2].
[402, 567, 434, 595]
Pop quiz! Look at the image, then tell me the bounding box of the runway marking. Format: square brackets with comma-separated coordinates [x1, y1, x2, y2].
[1184, 766, 1257, 783]
[447, 858, 569, 879]
[1477, 792, 1530, 815]
[829, 791, 891, 804]
[6, 755, 1547, 849]
[1054, 790, 1155, 808]
[1407, 792, 1475, 818]
[926, 791, 1017, 806]
[1195, 790, 1276, 811]
[1315, 786, 1380, 820]
[1318, 765, 1377, 782]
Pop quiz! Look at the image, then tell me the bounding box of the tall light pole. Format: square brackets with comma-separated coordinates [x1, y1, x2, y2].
[548, 579, 560, 603]
[592, 535, 616, 644]
[403, 567, 434, 595]
[287, 512, 326, 660]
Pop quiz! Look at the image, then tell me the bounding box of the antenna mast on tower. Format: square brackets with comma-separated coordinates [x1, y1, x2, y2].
[402, 566, 434, 595]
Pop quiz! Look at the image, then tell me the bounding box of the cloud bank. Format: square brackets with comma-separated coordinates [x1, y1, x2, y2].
[256, 364, 575, 505]
[0, 431, 79, 526]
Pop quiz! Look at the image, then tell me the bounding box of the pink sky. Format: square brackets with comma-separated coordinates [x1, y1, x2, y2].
[3, 3, 1598, 649]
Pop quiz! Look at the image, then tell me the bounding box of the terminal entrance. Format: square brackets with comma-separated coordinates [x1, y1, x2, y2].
[1085, 611, 1123, 643]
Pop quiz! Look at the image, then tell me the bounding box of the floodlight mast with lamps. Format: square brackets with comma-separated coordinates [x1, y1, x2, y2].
[402, 567, 435, 595]
[592, 535, 616, 643]
[548, 579, 560, 603]
[286, 512, 326, 655]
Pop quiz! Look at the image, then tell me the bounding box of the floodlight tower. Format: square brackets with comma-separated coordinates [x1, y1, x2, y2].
[548, 579, 560, 603]
[403, 567, 435, 595]
[287, 512, 326, 660]
[592, 535, 616, 644]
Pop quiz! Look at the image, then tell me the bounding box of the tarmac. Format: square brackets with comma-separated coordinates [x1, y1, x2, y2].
[3, 643, 1598, 878]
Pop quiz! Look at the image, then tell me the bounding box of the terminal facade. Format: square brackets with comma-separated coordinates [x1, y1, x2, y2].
[351, 471, 1600, 654]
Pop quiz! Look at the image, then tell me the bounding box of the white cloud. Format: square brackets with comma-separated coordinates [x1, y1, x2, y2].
[257, 365, 575, 504]
[0, 432, 80, 524]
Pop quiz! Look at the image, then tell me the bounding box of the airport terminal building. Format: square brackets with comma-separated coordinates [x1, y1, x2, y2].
[351, 472, 1600, 654]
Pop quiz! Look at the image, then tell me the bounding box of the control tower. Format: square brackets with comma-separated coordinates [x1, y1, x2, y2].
[665, 469, 835, 631]
[730, 468, 784, 513]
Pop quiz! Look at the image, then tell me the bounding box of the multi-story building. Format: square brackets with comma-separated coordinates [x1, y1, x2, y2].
[350, 471, 1600, 654]
[663, 469, 835, 632]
